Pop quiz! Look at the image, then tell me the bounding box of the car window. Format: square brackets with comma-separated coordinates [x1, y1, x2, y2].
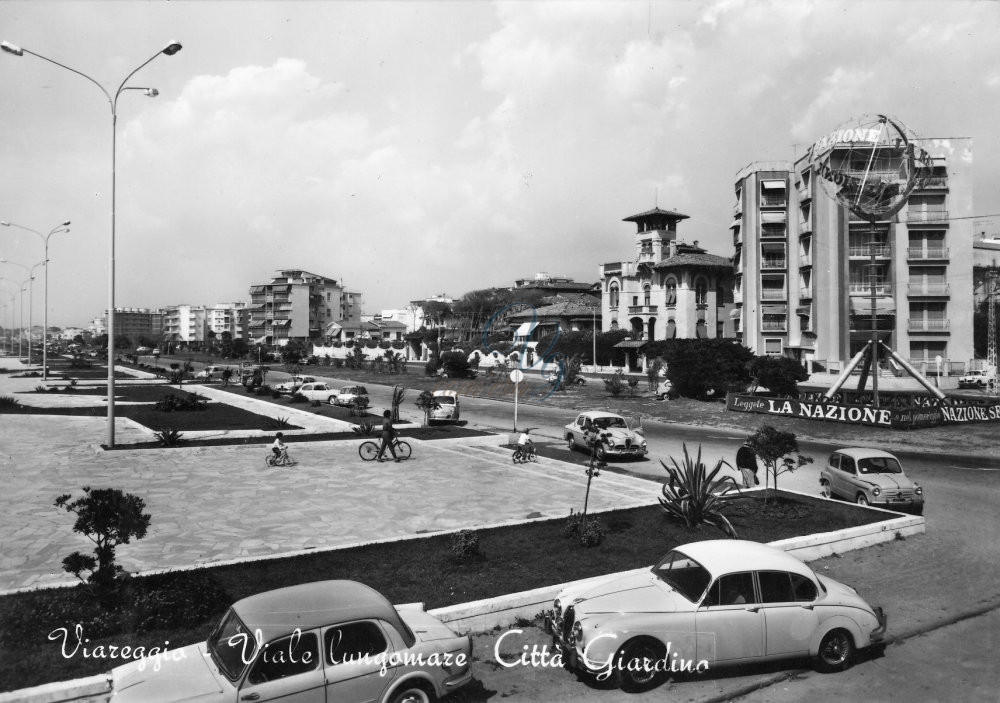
[208, 609, 255, 681]
[757, 571, 795, 603]
[840, 456, 856, 474]
[577, 417, 586, 427]
[827, 454, 840, 470]
[246, 631, 320, 685]
[326, 621, 388, 666]
[703, 572, 756, 606]
[857, 457, 902, 474]
[790, 573, 818, 602]
[651, 550, 712, 603]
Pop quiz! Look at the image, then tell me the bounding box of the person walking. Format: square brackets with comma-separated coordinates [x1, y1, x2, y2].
[736, 440, 760, 488]
[376, 409, 401, 463]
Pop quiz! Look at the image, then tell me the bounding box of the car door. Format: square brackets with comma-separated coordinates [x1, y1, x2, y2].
[756, 571, 819, 658]
[695, 571, 765, 665]
[825, 453, 842, 497]
[238, 629, 325, 702]
[839, 455, 860, 498]
[323, 620, 396, 703]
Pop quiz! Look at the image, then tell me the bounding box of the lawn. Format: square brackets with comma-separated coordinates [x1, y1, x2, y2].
[0, 491, 890, 691]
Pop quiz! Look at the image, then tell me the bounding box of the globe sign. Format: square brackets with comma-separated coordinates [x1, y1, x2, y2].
[807, 114, 934, 220]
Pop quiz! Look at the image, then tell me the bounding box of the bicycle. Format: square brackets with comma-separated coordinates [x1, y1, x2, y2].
[265, 449, 296, 467]
[512, 444, 537, 464]
[359, 437, 412, 462]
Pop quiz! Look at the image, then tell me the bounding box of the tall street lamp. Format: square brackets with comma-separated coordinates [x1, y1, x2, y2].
[1, 221, 70, 380]
[1, 277, 31, 360]
[0, 289, 16, 354]
[1, 260, 45, 363]
[2, 39, 182, 446]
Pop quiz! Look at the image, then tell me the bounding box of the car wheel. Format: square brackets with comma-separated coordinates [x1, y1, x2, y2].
[814, 628, 855, 672]
[595, 445, 608, 462]
[856, 493, 870, 506]
[614, 638, 668, 692]
[567, 434, 577, 452]
[820, 479, 832, 499]
[387, 685, 434, 703]
[327, 396, 337, 405]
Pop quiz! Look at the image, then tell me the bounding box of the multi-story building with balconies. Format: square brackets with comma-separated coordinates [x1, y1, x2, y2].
[247, 269, 362, 346]
[599, 207, 735, 344]
[732, 137, 973, 374]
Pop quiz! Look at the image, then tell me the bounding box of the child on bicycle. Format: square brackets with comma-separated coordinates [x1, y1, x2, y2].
[376, 410, 401, 463]
[271, 433, 289, 464]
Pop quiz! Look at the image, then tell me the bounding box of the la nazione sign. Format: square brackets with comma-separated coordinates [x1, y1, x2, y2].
[727, 393, 1000, 429]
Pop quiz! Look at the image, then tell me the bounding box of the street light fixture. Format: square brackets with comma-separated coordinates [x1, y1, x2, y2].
[0, 276, 33, 360]
[0, 260, 45, 363]
[1, 220, 70, 380]
[2, 39, 182, 446]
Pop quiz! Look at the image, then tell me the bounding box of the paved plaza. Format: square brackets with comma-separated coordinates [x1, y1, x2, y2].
[0, 368, 660, 592]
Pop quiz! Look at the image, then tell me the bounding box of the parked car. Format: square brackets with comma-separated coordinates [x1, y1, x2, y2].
[654, 378, 675, 400]
[274, 375, 317, 394]
[545, 539, 886, 692]
[109, 580, 473, 702]
[293, 382, 338, 404]
[958, 367, 994, 389]
[564, 411, 647, 460]
[334, 385, 369, 407]
[195, 365, 224, 380]
[820, 448, 924, 515]
[429, 390, 460, 423]
[135, 346, 152, 354]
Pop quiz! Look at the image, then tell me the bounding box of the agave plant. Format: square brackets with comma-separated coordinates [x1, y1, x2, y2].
[154, 428, 185, 447]
[659, 443, 741, 539]
[270, 416, 292, 429]
[352, 420, 377, 436]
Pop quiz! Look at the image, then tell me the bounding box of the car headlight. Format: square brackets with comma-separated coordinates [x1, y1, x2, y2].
[571, 622, 583, 645]
[641, 440, 647, 447]
[915, 485, 923, 495]
[553, 599, 561, 617]
[872, 486, 881, 497]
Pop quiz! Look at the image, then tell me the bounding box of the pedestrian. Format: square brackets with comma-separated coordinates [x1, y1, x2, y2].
[736, 440, 760, 488]
[376, 409, 401, 463]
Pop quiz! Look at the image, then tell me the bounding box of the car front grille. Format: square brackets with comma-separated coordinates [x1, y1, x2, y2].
[561, 605, 575, 644]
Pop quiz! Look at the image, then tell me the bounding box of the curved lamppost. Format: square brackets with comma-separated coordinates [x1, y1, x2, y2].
[0, 277, 32, 360]
[1, 220, 70, 379]
[0, 289, 16, 354]
[1, 260, 45, 363]
[2, 39, 182, 446]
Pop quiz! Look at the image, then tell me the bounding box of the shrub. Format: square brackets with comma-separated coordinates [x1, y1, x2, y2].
[425, 358, 439, 376]
[270, 416, 292, 429]
[352, 420, 377, 436]
[449, 530, 482, 562]
[627, 377, 640, 396]
[658, 444, 740, 538]
[579, 515, 607, 547]
[333, 341, 343, 348]
[0, 395, 21, 410]
[603, 370, 625, 397]
[662, 338, 754, 399]
[126, 570, 231, 631]
[746, 356, 810, 397]
[365, 339, 379, 349]
[153, 428, 185, 447]
[439, 351, 472, 378]
[289, 392, 309, 404]
[154, 393, 207, 412]
[311, 399, 322, 407]
[379, 340, 391, 349]
[332, 357, 344, 369]
[54, 488, 152, 600]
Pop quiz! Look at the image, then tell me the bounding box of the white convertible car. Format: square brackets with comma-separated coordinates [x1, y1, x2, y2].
[545, 540, 886, 692]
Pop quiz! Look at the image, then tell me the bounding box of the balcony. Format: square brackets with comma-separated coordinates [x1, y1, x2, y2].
[799, 219, 813, 235]
[799, 286, 813, 299]
[761, 257, 787, 270]
[761, 289, 787, 301]
[761, 319, 787, 332]
[907, 283, 950, 297]
[798, 183, 811, 201]
[733, 202, 742, 216]
[917, 176, 949, 190]
[849, 245, 891, 258]
[799, 252, 813, 267]
[733, 289, 743, 303]
[848, 283, 893, 296]
[760, 195, 786, 208]
[908, 318, 950, 332]
[904, 210, 949, 225]
[627, 305, 658, 315]
[907, 247, 949, 261]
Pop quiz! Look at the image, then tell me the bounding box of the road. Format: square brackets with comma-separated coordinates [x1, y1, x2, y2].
[191, 361, 1000, 701]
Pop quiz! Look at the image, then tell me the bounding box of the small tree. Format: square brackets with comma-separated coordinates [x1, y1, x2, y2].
[627, 377, 640, 397]
[604, 369, 626, 397]
[746, 356, 810, 397]
[745, 425, 813, 503]
[54, 487, 152, 600]
[646, 359, 664, 391]
[391, 385, 405, 422]
[415, 390, 440, 427]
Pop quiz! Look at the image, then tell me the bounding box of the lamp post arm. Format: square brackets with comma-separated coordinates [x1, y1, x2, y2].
[19, 47, 112, 108]
[113, 49, 168, 107]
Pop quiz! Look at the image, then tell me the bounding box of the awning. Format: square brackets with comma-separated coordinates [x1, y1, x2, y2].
[849, 297, 896, 315]
[761, 212, 787, 224]
[665, 321, 676, 338]
[761, 180, 786, 190]
[515, 322, 533, 337]
[272, 319, 291, 327]
[729, 308, 742, 319]
[613, 340, 648, 349]
[795, 305, 812, 317]
[249, 286, 267, 295]
[730, 218, 742, 229]
[762, 305, 788, 315]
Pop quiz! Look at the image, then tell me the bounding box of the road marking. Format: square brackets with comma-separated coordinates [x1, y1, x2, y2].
[949, 466, 1000, 472]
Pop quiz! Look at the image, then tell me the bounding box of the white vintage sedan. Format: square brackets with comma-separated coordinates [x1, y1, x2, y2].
[110, 580, 473, 703]
[292, 382, 338, 404]
[564, 411, 647, 460]
[545, 540, 886, 692]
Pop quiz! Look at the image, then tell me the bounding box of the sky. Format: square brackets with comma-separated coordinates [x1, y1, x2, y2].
[1, 0, 999, 328]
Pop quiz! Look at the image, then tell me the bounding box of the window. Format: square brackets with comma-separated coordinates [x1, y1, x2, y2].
[643, 285, 651, 306]
[840, 456, 856, 474]
[632, 295, 639, 307]
[703, 572, 757, 606]
[609, 283, 620, 309]
[764, 338, 782, 355]
[247, 631, 320, 684]
[665, 280, 677, 306]
[758, 571, 795, 603]
[326, 621, 388, 666]
[695, 278, 708, 307]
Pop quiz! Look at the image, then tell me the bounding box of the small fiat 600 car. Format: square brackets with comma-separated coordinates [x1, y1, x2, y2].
[110, 580, 473, 703]
[428, 390, 460, 423]
[820, 448, 924, 515]
[564, 411, 647, 460]
[545, 540, 886, 692]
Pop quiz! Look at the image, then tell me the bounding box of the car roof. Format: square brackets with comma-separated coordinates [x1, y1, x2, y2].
[578, 411, 624, 420]
[675, 540, 814, 578]
[433, 390, 458, 398]
[831, 447, 898, 460]
[232, 580, 407, 643]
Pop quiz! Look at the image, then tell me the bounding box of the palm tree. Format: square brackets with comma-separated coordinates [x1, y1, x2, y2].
[415, 390, 440, 427]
